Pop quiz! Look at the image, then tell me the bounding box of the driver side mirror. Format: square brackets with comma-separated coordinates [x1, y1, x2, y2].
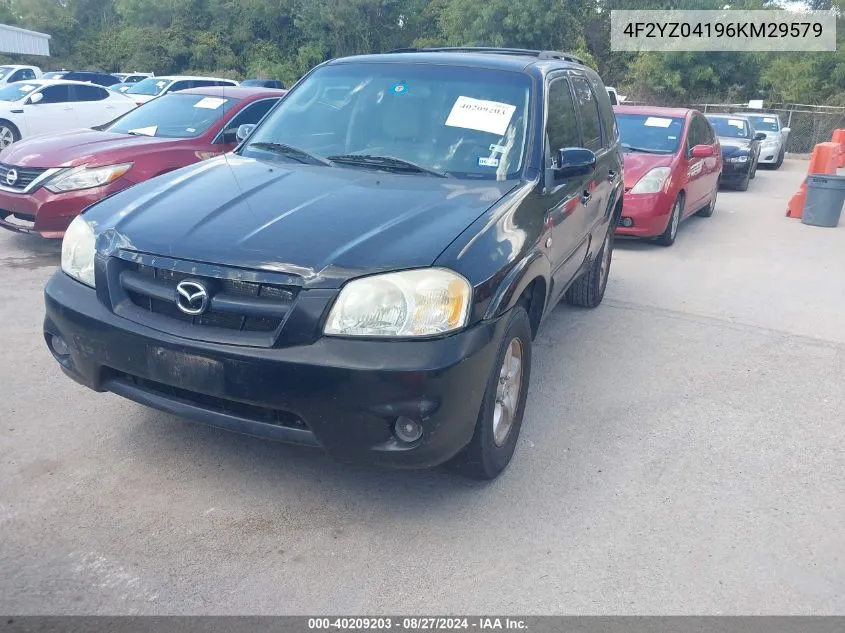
[691, 144, 715, 158]
[781, 127, 791, 135]
[236, 124, 256, 142]
[753, 132, 766, 141]
[221, 128, 239, 144]
[27, 92, 44, 105]
[548, 147, 596, 184]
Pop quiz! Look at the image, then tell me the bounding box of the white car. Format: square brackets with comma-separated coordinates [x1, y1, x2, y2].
[0, 80, 137, 149]
[113, 72, 153, 84]
[0, 65, 42, 86]
[124, 75, 239, 105]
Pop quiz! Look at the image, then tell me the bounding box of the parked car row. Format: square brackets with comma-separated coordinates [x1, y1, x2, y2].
[611, 104, 790, 245]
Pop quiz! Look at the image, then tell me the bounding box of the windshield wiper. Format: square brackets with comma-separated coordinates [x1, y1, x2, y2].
[247, 142, 334, 167]
[326, 154, 449, 178]
[622, 144, 670, 155]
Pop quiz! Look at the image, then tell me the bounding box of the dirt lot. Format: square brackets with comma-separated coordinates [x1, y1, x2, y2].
[1, 159, 843, 614]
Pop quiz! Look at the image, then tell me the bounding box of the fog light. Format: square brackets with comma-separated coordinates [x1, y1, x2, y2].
[394, 416, 423, 443]
[51, 335, 70, 357]
[620, 217, 633, 228]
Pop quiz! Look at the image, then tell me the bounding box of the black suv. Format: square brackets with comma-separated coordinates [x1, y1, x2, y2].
[45, 48, 623, 479]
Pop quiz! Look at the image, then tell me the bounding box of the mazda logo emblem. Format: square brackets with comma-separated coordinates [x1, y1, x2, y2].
[175, 280, 209, 315]
[5, 168, 18, 186]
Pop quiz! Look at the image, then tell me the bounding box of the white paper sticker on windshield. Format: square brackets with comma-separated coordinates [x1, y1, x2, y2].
[128, 125, 157, 137]
[729, 119, 745, 128]
[764, 117, 777, 123]
[445, 96, 516, 136]
[155, 80, 167, 88]
[19, 84, 35, 92]
[194, 97, 227, 110]
[644, 117, 672, 128]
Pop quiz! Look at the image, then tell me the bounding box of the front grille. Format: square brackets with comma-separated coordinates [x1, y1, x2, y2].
[120, 261, 298, 333]
[109, 370, 308, 430]
[0, 163, 48, 191]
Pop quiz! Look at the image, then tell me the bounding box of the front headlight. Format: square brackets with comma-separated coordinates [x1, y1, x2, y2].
[61, 216, 96, 287]
[729, 155, 749, 163]
[46, 163, 133, 193]
[324, 268, 472, 338]
[629, 167, 672, 194]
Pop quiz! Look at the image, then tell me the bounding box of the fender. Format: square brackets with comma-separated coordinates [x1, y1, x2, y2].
[483, 248, 551, 321]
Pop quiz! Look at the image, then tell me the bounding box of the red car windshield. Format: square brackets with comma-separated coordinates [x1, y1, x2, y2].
[616, 113, 685, 154]
[107, 93, 236, 138]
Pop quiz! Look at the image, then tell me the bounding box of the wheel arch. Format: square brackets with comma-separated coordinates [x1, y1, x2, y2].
[482, 250, 551, 337]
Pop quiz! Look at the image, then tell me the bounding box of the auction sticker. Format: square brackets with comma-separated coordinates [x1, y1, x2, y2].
[446, 96, 516, 136]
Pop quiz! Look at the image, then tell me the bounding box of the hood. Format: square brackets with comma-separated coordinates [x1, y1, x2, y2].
[621, 152, 674, 190]
[0, 130, 177, 168]
[717, 137, 752, 155]
[128, 93, 156, 104]
[88, 155, 516, 288]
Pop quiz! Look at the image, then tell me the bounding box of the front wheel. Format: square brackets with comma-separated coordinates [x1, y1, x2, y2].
[655, 195, 682, 247]
[773, 148, 785, 169]
[736, 170, 750, 191]
[449, 306, 532, 480]
[0, 120, 20, 149]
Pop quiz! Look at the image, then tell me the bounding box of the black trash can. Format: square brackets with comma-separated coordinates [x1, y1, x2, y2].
[802, 173, 845, 228]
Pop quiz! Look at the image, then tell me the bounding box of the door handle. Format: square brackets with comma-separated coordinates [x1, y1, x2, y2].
[63, 107, 73, 111]
[580, 190, 592, 205]
[607, 170, 617, 181]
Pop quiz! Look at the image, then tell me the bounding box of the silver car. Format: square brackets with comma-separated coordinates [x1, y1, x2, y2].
[732, 112, 790, 169]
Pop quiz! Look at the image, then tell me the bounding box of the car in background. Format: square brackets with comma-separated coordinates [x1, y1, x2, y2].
[43, 47, 624, 480]
[113, 72, 153, 84]
[732, 111, 789, 169]
[125, 76, 239, 105]
[0, 86, 285, 238]
[0, 65, 42, 86]
[0, 80, 137, 149]
[614, 105, 721, 246]
[241, 79, 285, 89]
[705, 114, 764, 191]
[60, 71, 121, 87]
[42, 70, 70, 79]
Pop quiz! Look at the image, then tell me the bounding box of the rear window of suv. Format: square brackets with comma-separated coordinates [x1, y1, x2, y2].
[242, 62, 532, 180]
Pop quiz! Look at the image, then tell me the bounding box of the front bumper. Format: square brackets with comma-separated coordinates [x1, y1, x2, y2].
[615, 191, 674, 237]
[719, 159, 751, 184]
[44, 271, 503, 469]
[0, 178, 132, 239]
[757, 146, 782, 164]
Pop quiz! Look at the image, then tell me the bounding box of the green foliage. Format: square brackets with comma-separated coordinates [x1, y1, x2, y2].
[0, 0, 841, 106]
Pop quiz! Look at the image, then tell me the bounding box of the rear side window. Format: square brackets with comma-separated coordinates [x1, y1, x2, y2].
[168, 80, 192, 92]
[546, 78, 581, 159]
[227, 99, 279, 130]
[73, 84, 109, 101]
[590, 75, 618, 148]
[570, 76, 603, 152]
[10, 69, 36, 82]
[37, 85, 71, 104]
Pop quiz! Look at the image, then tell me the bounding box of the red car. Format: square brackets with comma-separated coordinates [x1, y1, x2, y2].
[0, 86, 285, 238]
[614, 105, 722, 246]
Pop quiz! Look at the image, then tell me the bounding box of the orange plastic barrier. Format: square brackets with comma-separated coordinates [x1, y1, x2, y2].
[832, 129, 845, 168]
[786, 142, 840, 219]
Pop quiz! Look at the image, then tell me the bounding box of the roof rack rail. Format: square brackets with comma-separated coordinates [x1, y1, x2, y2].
[386, 47, 587, 65]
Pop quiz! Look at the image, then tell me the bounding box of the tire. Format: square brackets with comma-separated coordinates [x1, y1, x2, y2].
[0, 120, 20, 149]
[448, 306, 533, 480]
[696, 185, 717, 218]
[565, 223, 614, 308]
[773, 148, 784, 169]
[736, 170, 750, 191]
[655, 195, 682, 247]
[750, 159, 757, 179]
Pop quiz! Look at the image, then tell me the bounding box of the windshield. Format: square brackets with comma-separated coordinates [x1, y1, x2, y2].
[0, 82, 40, 102]
[708, 117, 750, 139]
[241, 62, 532, 180]
[107, 93, 235, 138]
[127, 77, 170, 96]
[746, 115, 780, 132]
[616, 114, 684, 154]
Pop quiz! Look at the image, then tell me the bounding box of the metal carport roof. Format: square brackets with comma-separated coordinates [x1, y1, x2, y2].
[0, 24, 50, 56]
